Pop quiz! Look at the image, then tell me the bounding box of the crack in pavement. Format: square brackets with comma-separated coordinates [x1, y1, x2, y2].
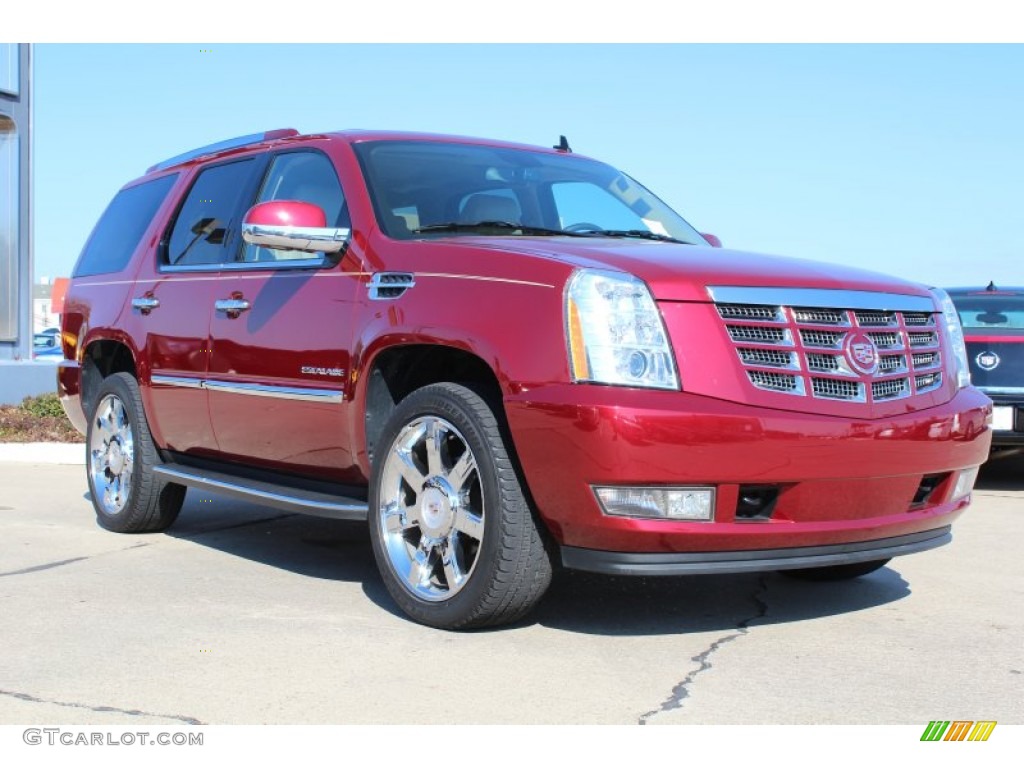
[0, 542, 151, 578]
[0, 688, 205, 725]
[638, 575, 770, 725]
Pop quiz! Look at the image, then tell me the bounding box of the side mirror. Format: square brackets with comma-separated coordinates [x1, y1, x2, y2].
[702, 233, 723, 248]
[242, 200, 350, 254]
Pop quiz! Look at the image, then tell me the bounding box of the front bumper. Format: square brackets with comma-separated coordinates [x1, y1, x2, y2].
[505, 384, 992, 555]
[562, 528, 949, 576]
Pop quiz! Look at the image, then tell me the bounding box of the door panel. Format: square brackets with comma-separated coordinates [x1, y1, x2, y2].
[134, 156, 266, 455]
[205, 149, 362, 480]
[135, 274, 216, 453]
[207, 265, 362, 480]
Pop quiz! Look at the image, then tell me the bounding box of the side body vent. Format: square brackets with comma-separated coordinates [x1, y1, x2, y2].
[369, 272, 415, 301]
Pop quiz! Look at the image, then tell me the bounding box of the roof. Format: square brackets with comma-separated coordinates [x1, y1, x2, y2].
[144, 128, 579, 176]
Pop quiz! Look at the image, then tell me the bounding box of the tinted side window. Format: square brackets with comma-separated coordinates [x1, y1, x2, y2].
[166, 159, 257, 266]
[73, 174, 177, 278]
[243, 152, 348, 263]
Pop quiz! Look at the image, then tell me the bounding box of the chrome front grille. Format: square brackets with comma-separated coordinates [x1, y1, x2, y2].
[867, 331, 901, 349]
[872, 378, 909, 400]
[713, 294, 943, 405]
[738, 347, 795, 368]
[800, 329, 843, 348]
[854, 310, 898, 326]
[719, 304, 782, 321]
[794, 307, 847, 325]
[915, 372, 943, 392]
[812, 378, 863, 401]
[727, 325, 789, 344]
[806, 353, 840, 371]
[748, 370, 801, 392]
[908, 331, 939, 347]
[903, 312, 935, 326]
[879, 354, 907, 373]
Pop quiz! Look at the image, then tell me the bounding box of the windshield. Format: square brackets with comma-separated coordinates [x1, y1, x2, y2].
[951, 294, 1024, 331]
[353, 140, 707, 244]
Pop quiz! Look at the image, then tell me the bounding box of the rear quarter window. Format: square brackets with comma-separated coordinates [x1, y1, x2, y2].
[73, 174, 178, 278]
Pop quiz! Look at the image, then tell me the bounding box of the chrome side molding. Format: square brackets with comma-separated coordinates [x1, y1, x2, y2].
[150, 376, 343, 403]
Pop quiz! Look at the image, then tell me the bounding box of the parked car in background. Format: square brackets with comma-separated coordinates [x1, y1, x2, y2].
[33, 330, 63, 362]
[948, 283, 1023, 455]
[33, 332, 58, 349]
[58, 128, 993, 629]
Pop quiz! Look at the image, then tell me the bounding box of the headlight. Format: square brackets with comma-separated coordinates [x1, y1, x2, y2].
[931, 288, 971, 389]
[565, 269, 679, 390]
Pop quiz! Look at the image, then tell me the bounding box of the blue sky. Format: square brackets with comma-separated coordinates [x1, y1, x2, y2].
[33, 44, 1023, 288]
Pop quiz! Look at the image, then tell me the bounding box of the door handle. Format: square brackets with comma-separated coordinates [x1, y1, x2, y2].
[131, 296, 160, 314]
[214, 298, 251, 317]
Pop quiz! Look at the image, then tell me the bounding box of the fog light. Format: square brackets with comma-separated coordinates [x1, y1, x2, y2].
[593, 486, 715, 521]
[951, 467, 979, 501]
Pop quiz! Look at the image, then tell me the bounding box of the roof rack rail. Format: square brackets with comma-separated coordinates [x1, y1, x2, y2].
[146, 128, 300, 173]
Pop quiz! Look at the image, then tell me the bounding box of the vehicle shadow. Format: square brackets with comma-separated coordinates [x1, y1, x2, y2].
[162, 490, 912, 636]
[531, 566, 907, 636]
[162, 493, 402, 616]
[976, 452, 1024, 491]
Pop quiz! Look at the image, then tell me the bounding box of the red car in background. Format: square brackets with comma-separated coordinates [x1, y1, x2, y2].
[58, 129, 993, 629]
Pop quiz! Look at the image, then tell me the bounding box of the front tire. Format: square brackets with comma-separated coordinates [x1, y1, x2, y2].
[86, 372, 185, 533]
[368, 383, 553, 629]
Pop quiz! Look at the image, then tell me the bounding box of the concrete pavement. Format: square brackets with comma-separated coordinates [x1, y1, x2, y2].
[0, 456, 1021, 725]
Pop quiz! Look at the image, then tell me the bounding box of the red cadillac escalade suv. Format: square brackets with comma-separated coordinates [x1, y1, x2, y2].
[58, 129, 993, 629]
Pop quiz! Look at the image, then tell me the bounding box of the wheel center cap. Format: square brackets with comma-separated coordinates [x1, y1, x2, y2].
[107, 441, 125, 475]
[420, 485, 453, 536]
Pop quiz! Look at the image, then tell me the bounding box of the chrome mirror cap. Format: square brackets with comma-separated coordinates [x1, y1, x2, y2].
[241, 222, 350, 253]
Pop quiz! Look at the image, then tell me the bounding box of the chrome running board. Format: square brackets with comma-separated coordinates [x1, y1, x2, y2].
[153, 464, 368, 521]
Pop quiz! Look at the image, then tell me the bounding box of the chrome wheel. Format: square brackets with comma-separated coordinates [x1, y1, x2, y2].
[89, 393, 135, 516]
[377, 416, 484, 602]
[368, 383, 553, 628]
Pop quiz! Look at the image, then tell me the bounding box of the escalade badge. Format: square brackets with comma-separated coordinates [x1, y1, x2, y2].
[301, 366, 345, 377]
[844, 332, 879, 375]
[976, 351, 1000, 371]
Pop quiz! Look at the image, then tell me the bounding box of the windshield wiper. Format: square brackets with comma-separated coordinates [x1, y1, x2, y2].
[573, 228, 690, 245]
[412, 221, 593, 237]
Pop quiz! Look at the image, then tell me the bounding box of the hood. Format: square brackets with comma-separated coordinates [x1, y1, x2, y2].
[437, 236, 933, 302]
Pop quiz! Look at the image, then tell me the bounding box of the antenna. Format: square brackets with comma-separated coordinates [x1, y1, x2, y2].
[986, 280, 997, 291]
[553, 135, 572, 153]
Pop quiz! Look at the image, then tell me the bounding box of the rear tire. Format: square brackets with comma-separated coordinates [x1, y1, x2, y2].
[781, 558, 891, 582]
[86, 372, 185, 533]
[368, 383, 553, 629]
